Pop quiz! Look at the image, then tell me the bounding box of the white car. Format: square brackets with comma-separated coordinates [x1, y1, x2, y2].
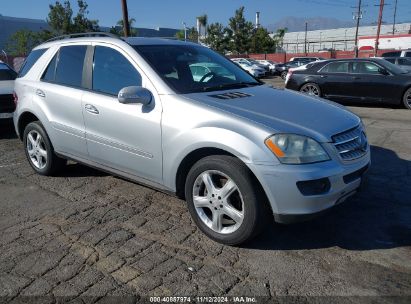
[256, 60, 278, 73]
[285, 61, 325, 84]
[235, 61, 266, 78]
[231, 58, 267, 74]
[0, 61, 17, 119]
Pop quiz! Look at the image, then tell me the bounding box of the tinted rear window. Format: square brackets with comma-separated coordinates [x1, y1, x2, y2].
[0, 63, 17, 80]
[18, 48, 47, 78]
[55, 45, 87, 88]
[382, 51, 401, 57]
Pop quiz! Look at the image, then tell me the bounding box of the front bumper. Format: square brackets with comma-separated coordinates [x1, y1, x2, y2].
[248, 152, 370, 223]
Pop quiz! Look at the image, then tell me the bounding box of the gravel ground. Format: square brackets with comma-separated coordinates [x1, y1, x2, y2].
[0, 77, 410, 303]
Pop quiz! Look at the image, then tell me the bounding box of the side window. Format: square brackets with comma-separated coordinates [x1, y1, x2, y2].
[398, 58, 411, 66]
[321, 62, 349, 73]
[92, 46, 142, 96]
[55, 45, 87, 88]
[385, 58, 395, 64]
[18, 48, 47, 78]
[352, 62, 380, 74]
[42, 53, 58, 82]
[405, 52, 411, 58]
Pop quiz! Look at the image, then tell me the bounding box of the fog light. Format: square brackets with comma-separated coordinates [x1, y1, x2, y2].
[296, 178, 331, 196]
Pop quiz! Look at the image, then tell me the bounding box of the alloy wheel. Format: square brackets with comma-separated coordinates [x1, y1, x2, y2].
[405, 89, 411, 108]
[192, 170, 244, 234]
[26, 130, 48, 169]
[300, 84, 320, 96]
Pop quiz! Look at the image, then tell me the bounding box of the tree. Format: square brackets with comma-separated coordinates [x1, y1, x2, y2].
[111, 18, 138, 36]
[6, 29, 38, 56]
[197, 14, 208, 39]
[227, 7, 254, 54]
[273, 27, 288, 50]
[203, 23, 230, 53]
[175, 30, 185, 40]
[47, 0, 99, 35]
[250, 27, 275, 53]
[47, 0, 73, 35]
[72, 0, 99, 32]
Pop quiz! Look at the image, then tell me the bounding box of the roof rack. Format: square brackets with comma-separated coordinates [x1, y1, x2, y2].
[45, 32, 121, 43]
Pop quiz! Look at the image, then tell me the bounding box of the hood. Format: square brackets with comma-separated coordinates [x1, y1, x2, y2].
[185, 85, 360, 142]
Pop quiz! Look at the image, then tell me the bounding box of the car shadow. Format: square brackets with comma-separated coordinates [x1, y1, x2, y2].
[0, 118, 18, 139]
[247, 145, 411, 251]
[54, 162, 108, 178]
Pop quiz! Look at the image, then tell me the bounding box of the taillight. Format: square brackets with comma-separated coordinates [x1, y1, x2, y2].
[13, 91, 18, 108]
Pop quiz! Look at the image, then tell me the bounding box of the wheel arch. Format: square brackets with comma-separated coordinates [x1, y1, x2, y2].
[17, 111, 40, 141]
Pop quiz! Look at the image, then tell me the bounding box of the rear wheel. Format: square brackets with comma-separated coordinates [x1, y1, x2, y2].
[185, 155, 271, 245]
[280, 71, 287, 80]
[300, 83, 321, 97]
[23, 121, 66, 176]
[403, 87, 411, 110]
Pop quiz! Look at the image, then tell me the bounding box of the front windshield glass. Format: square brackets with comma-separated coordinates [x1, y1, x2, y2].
[134, 44, 261, 93]
[379, 59, 409, 74]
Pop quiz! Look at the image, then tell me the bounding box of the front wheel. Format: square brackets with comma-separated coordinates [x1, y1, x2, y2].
[403, 87, 411, 110]
[185, 155, 271, 245]
[280, 71, 287, 80]
[300, 83, 321, 97]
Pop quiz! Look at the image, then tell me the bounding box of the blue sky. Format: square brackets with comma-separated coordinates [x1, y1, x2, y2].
[2, 0, 411, 29]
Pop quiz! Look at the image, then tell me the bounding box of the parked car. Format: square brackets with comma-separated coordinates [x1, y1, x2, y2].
[381, 49, 411, 58]
[189, 62, 235, 82]
[285, 61, 324, 84]
[256, 60, 278, 74]
[275, 61, 302, 79]
[234, 61, 266, 78]
[231, 58, 269, 74]
[381, 57, 411, 72]
[0, 61, 17, 119]
[289, 57, 323, 63]
[14, 33, 370, 245]
[285, 58, 411, 109]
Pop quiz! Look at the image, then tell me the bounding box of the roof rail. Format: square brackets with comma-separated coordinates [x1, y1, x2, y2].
[45, 32, 121, 43]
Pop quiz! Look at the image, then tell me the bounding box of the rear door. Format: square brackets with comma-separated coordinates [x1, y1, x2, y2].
[317, 61, 353, 101]
[37, 44, 89, 158]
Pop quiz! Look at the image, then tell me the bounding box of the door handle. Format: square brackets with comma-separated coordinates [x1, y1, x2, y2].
[36, 89, 45, 98]
[352, 76, 361, 80]
[85, 104, 99, 114]
[320, 75, 327, 78]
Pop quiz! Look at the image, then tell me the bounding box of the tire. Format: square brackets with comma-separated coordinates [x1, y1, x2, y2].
[185, 155, 271, 245]
[403, 87, 411, 110]
[280, 71, 287, 80]
[23, 121, 66, 176]
[300, 82, 321, 97]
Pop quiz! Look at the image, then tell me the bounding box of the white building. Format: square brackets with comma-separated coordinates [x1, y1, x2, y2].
[277, 22, 411, 53]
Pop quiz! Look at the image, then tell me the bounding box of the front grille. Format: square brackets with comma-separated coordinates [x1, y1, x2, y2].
[332, 125, 368, 161]
[0, 94, 15, 113]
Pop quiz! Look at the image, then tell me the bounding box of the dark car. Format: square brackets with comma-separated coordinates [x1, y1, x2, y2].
[275, 61, 302, 79]
[0, 61, 17, 119]
[382, 57, 411, 72]
[285, 58, 411, 109]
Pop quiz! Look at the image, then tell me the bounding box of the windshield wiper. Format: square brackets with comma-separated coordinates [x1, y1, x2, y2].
[201, 82, 261, 92]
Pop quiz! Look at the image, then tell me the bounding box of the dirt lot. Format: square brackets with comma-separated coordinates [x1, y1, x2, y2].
[0, 77, 410, 303]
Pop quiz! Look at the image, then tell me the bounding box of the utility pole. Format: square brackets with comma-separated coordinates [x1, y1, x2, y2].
[304, 22, 308, 55]
[392, 0, 398, 35]
[182, 22, 187, 41]
[375, 0, 385, 56]
[352, 0, 363, 58]
[121, 0, 130, 37]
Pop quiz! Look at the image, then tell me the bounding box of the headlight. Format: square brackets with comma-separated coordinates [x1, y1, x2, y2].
[265, 134, 330, 164]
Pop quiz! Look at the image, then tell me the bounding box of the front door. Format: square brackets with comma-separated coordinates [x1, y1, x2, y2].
[82, 44, 163, 184]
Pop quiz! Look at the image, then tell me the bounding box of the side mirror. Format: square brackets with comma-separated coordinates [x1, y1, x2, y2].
[378, 68, 389, 75]
[118, 86, 152, 105]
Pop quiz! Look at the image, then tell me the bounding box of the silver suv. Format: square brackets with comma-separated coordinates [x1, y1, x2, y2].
[14, 33, 370, 245]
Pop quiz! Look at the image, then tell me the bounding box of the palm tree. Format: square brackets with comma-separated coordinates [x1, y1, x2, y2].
[116, 18, 137, 36]
[197, 14, 208, 41]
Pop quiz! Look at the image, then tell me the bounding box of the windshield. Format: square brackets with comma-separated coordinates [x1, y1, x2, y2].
[379, 59, 409, 74]
[134, 44, 260, 93]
